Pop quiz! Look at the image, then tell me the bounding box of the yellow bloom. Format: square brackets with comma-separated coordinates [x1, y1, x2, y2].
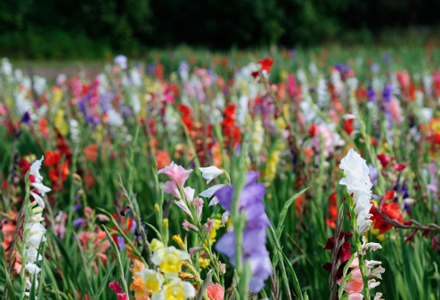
[151, 246, 189, 275]
[153, 278, 195, 300]
[207, 219, 222, 245]
[150, 238, 164, 252]
[172, 235, 186, 250]
[54, 109, 68, 136]
[137, 269, 164, 294]
[199, 257, 210, 269]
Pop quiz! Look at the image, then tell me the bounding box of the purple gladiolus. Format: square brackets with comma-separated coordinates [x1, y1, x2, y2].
[21, 112, 30, 125]
[215, 171, 272, 292]
[383, 83, 392, 103]
[73, 217, 84, 227]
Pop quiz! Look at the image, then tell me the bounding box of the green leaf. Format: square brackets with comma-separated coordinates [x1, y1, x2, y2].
[276, 188, 308, 239]
[92, 260, 116, 300]
[3, 264, 16, 300]
[195, 269, 213, 300]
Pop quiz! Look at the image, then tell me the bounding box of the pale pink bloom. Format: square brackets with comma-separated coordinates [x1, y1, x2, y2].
[96, 214, 110, 222]
[164, 181, 181, 198]
[338, 258, 364, 296]
[189, 247, 203, 258]
[348, 293, 364, 300]
[385, 97, 404, 124]
[203, 218, 215, 237]
[310, 125, 339, 157]
[183, 186, 195, 202]
[173, 200, 192, 216]
[207, 283, 224, 300]
[158, 162, 193, 187]
[182, 219, 199, 232]
[329, 109, 340, 123]
[54, 211, 67, 239]
[396, 70, 410, 89]
[193, 197, 204, 219]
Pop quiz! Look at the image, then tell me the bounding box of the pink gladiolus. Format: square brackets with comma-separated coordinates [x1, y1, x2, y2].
[164, 181, 181, 198]
[109, 281, 127, 300]
[385, 97, 404, 125]
[182, 219, 199, 232]
[337, 258, 363, 297]
[348, 293, 364, 300]
[193, 197, 204, 219]
[183, 186, 195, 202]
[207, 283, 224, 300]
[158, 162, 192, 187]
[173, 200, 192, 216]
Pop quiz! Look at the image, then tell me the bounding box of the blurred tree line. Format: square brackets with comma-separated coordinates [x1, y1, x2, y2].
[1, 0, 440, 59]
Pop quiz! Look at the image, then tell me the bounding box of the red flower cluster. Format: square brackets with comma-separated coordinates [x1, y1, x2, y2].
[44, 150, 70, 190]
[221, 103, 241, 147]
[343, 118, 354, 135]
[178, 104, 193, 134]
[259, 57, 274, 73]
[370, 191, 405, 234]
[323, 231, 353, 279]
[377, 153, 394, 168]
[326, 193, 338, 229]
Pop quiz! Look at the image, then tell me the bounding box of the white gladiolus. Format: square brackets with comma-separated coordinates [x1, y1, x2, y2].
[339, 149, 373, 235]
[114, 55, 127, 69]
[198, 166, 224, 184]
[199, 184, 227, 199]
[24, 157, 50, 298]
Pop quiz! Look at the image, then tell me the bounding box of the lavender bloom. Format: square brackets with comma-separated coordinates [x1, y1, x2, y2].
[73, 217, 84, 227]
[367, 87, 376, 102]
[117, 236, 126, 251]
[383, 53, 390, 64]
[73, 203, 82, 212]
[383, 84, 393, 103]
[370, 62, 380, 74]
[215, 171, 272, 292]
[146, 63, 156, 75]
[368, 164, 378, 185]
[289, 49, 296, 58]
[114, 55, 127, 69]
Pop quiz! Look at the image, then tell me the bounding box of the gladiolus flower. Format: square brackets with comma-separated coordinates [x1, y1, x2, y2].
[199, 166, 224, 184]
[207, 284, 224, 300]
[158, 162, 193, 187]
[258, 57, 274, 73]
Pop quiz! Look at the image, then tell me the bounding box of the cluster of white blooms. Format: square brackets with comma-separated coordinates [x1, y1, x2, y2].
[25, 157, 51, 298]
[339, 149, 373, 235]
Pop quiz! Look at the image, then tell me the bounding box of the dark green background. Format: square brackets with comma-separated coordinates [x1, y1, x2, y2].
[1, 0, 440, 59]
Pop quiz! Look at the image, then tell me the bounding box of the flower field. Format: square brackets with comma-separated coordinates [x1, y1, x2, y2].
[1, 47, 440, 300]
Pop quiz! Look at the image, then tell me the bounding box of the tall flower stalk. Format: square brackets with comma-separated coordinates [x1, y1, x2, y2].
[18, 156, 51, 299]
[339, 149, 384, 299]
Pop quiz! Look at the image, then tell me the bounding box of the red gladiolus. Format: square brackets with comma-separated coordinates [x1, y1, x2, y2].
[44, 150, 62, 167]
[343, 119, 354, 135]
[324, 231, 353, 264]
[370, 195, 405, 234]
[178, 104, 193, 133]
[258, 57, 274, 73]
[84, 145, 99, 162]
[323, 230, 353, 279]
[326, 193, 338, 229]
[18, 158, 31, 175]
[377, 153, 394, 168]
[392, 163, 406, 172]
[308, 123, 316, 137]
[221, 103, 240, 147]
